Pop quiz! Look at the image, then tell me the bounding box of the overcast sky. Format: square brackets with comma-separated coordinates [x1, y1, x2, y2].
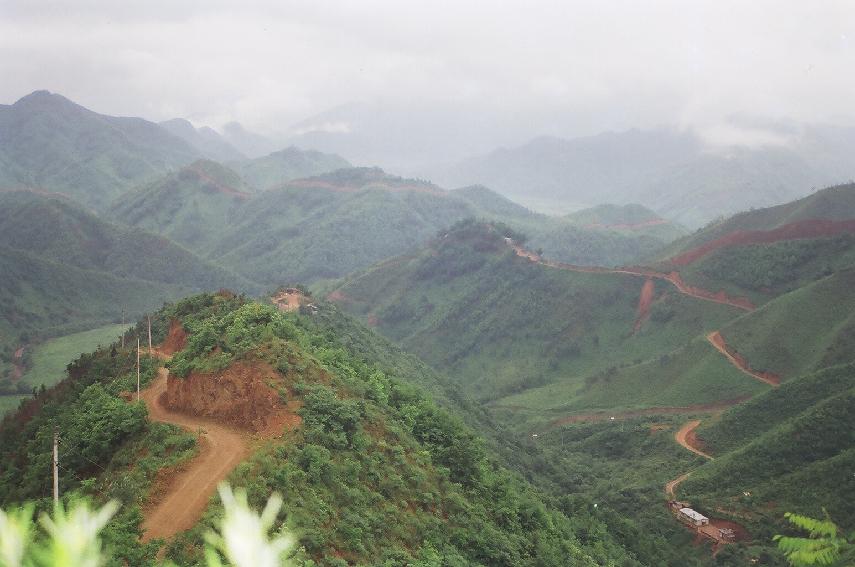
[2, 0, 855, 146]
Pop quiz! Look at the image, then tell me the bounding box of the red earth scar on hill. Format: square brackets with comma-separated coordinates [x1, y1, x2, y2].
[706, 331, 781, 386]
[159, 320, 187, 355]
[634, 279, 656, 332]
[184, 165, 251, 200]
[669, 218, 855, 266]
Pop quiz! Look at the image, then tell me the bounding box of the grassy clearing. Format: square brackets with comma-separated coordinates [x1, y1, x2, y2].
[0, 395, 27, 416]
[21, 324, 128, 389]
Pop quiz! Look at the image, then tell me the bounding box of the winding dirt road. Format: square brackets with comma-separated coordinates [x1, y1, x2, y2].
[674, 420, 713, 459]
[512, 244, 754, 311]
[706, 331, 781, 387]
[140, 367, 250, 542]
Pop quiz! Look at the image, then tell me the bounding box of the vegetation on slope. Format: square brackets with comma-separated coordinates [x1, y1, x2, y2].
[0, 190, 255, 394]
[230, 147, 351, 191]
[109, 160, 252, 251]
[0, 293, 644, 566]
[719, 267, 855, 379]
[0, 91, 199, 209]
[681, 365, 855, 538]
[661, 183, 855, 261]
[331, 220, 743, 409]
[678, 234, 855, 306]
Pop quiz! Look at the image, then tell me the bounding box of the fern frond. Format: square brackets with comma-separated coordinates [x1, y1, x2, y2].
[784, 512, 838, 539]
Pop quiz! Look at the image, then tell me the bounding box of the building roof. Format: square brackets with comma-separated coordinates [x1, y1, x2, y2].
[679, 508, 709, 522]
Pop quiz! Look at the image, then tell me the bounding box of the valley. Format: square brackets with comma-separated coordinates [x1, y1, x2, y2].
[1, 85, 854, 567]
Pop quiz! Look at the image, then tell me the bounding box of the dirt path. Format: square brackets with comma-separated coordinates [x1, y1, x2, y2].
[706, 331, 781, 387]
[666, 472, 691, 498]
[511, 244, 754, 311]
[674, 420, 713, 459]
[140, 367, 251, 542]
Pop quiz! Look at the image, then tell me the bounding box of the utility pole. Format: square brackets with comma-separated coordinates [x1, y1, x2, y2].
[147, 316, 153, 354]
[137, 337, 141, 402]
[121, 309, 125, 349]
[53, 427, 59, 506]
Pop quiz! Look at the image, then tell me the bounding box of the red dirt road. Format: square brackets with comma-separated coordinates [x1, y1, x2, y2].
[706, 331, 781, 387]
[669, 218, 855, 266]
[674, 420, 713, 459]
[140, 367, 250, 542]
[666, 472, 691, 498]
[511, 245, 754, 311]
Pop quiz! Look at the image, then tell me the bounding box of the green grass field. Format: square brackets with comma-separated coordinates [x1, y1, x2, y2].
[20, 323, 128, 388]
[0, 395, 27, 416]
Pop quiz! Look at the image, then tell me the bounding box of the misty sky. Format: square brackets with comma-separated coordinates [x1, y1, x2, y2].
[2, 0, 855, 147]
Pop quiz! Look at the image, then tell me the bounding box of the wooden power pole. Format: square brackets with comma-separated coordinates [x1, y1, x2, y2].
[121, 309, 125, 349]
[147, 316, 153, 354]
[137, 338, 141, 401]
[53, 427, 59, 506]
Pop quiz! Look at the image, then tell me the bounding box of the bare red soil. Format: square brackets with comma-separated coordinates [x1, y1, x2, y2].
[10, 346, 24, 381]
[159, 320, 187, 356]
[139, 340, 301, 542]
[164, 359, 298, 432]
[670, 218, 855, 266]
[706, 331, 781, 386]
[634, 279, 656, 332]
[186, 165, 251, 200]
[140, 367, 252, 542]
[674, 420, 713, 459]
[271, 288, 305, 312]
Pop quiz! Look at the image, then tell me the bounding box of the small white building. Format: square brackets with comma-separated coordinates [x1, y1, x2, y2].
[679, 507, 709, 527]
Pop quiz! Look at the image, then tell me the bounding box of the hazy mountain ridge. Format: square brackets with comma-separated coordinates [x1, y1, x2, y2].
[0, 91, 201, 209]
[431, 127, 855, 228]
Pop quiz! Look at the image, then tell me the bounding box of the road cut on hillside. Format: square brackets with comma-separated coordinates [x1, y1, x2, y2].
[140, 366, 251, 542]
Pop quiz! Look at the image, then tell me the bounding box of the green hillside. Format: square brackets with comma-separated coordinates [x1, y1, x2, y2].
[677, 233, 855, 305]
[230, 147, 351, 191]
[717, 266, 855, 379]
[108, 160, 252, 251]
[661, 182, 855, 261]
[0, 91, 199, 209]
[0, 190, 256, 396]
[330, 220, 743, 409]
[681, 364, 855, 535]
[0, 293, 643, 566]
[206, 167, 487, 285]
[0, 190, 252, 291]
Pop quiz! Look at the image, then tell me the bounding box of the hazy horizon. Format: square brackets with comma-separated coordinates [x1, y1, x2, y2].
[3, 0, 855, 158]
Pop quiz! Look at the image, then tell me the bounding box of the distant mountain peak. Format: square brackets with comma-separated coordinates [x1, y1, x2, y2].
[13, 89, 80, 111]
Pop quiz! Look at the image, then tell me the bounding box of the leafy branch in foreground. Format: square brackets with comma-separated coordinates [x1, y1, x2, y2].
[774, 512, 854, 566]
[0, 485, 295, 567]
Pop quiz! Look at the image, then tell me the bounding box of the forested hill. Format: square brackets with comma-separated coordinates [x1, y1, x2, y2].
[0, 190, 255, 389]
[0, 91, 200, 208]
[0, 292, 644, 566]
